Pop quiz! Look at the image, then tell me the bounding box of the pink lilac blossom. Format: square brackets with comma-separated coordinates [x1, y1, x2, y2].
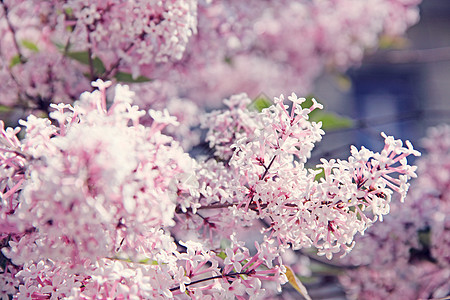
[0, 82, 421, 298]
[172, 92, 420, 268]
[0, 0, 90, 107]
[421, 126, 450, 268]
[0, 0, 429, 298]
[1, 82, 294, 299]
[1, 0, 197, 109]
[41, 0, 198, 73]
[10, 230, 286, 299]
[165, 97, 201, 150]
[172, 158, 244, 250]
[172, 0, 422, 104]
[4, 81, 196, 266]
[339, 125, 450, 300]
[0, 265, 19, 300]
[1, 0, 421, 109]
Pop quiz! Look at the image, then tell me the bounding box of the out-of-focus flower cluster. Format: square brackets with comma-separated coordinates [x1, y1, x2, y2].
[0, 82, 420, 298]
[339, 125, 450, 300]
[179, 0, 421, 102]
[42, 0, 198, 66]
[0, 0, 421, 109]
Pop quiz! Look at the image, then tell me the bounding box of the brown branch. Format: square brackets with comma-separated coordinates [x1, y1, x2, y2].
[102, 43, 134, 79]
[261, 155, 276, 180]
[86, 28, 96, 81]
[169, 269, 255, 292]
[0, 0, 25, 63]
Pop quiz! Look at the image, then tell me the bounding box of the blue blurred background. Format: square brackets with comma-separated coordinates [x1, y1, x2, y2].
[310, 0, 450, 166]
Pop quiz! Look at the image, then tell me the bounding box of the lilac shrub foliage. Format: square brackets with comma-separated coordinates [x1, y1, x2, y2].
[0, 82, 420, 299]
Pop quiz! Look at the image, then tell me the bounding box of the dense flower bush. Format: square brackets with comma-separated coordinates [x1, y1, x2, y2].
[0, 0, 436, 299]
[0, 81, 420, 298]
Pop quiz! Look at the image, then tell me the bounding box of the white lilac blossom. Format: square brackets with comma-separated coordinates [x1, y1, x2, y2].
[339, 125, 450, 300]
[198, 92, 420, 260]
[0, 83, 420, 298]
[165, 98, 201, 150]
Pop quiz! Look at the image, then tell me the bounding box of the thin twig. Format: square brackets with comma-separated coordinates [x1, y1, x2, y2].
[169, 270, 255, 292]
[102, 43, 134, 78]
[0, 0, 25, 63]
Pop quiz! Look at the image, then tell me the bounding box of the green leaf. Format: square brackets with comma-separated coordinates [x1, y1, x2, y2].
[285, 265, 311, 300]
[9, 55, 21, 68]
[66, 51, 106, 74]
[309, 111, 353, 131]
[64, 7, 74, 16]
[300, 95, 315, 110]
[0, 105, 12, 113]
[312, 168, 325, 182]
[114, 71, 152, 83]
[309, 259, 345, 275]
[417, 227, 431, 247]
[220, 238, 231, 250]
[301, 95, 353, 131]
[21, 40, 39, 52]
[53, 42, 65, 51]
[224, 56, 233, 65]
[217, 251, 227, 260]
[248, 94, 273, 112]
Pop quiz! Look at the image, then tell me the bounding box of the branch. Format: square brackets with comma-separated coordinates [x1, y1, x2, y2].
[86, 28, 96, 81]
[169, 269, 255, 292]
[0, 0, 25, 63]
[102, 43, 134, 79]
[261, 155, 276, 180]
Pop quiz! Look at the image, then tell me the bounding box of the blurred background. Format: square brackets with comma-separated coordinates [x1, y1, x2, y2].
[310, 0, 450, 167]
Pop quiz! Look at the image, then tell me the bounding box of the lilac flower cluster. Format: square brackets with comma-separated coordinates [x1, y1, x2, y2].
[0, 0, 421, 109]
[198, 93, 420, 259]
[46, 0, 198, 66]
[0, 82, 420, 298]
[175, 0, 422, 102]
[339, 125, 450, 300]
